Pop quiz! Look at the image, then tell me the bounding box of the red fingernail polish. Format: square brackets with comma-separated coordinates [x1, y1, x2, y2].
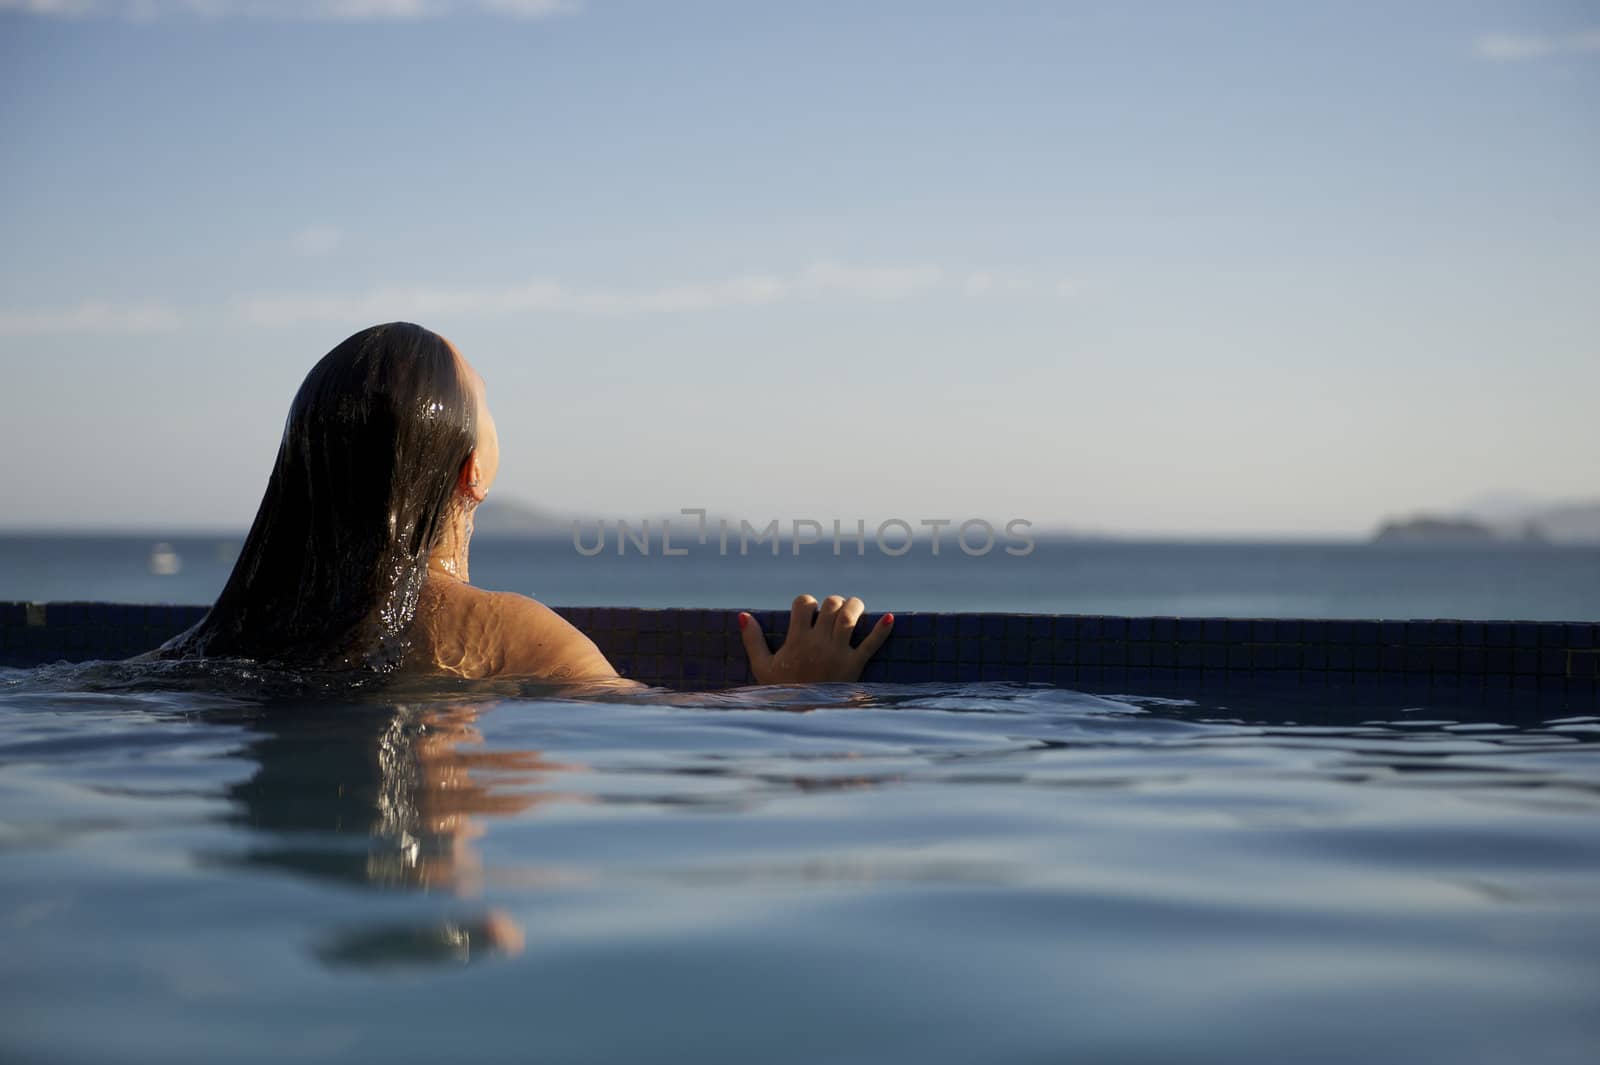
[738, 612, 749, 630]
[881, 613, 894, 626]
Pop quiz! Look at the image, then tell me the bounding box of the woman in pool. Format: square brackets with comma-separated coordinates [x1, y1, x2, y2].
[165, 322, 891, 684]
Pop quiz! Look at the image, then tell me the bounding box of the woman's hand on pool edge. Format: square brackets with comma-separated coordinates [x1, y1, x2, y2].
[738, 595, 893, 684]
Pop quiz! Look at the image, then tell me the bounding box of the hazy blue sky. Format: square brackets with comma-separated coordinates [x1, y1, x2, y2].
[2, 0, 1596, 535]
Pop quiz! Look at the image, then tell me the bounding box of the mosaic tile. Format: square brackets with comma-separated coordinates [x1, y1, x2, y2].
[0, 603, 1593, 705]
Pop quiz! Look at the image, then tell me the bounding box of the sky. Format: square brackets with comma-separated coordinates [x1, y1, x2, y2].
[1, 0, 1596, 536]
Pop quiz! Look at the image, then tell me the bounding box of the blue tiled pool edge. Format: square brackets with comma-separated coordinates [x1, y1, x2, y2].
[2, 601, 1597, 704]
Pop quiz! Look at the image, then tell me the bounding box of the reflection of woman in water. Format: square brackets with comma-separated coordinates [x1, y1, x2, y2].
[228, 699, 549, 967]
[163, 323, 890, 682]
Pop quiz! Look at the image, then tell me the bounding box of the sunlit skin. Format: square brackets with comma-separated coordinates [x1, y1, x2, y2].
[372, 703, 563, 960]
[407, 704, 578, 897]
[406, 342, 893, 684]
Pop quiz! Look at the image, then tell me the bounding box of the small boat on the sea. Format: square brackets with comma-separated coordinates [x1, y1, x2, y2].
[147, 542, 182, 576]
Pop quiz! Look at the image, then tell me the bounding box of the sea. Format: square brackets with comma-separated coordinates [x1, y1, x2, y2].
[3, 532, 1598, 1064]
[1, 532, 1596, 620]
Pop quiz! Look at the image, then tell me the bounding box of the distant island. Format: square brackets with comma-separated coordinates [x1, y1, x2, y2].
[1372, 498, 1600, 545]
[1516, 499, 1600, 543]
[1372, 516, 1542, 545]
[471, 497, 573, 537]
[471, 498, 728, 539]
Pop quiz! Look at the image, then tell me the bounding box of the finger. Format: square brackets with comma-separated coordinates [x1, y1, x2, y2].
[789, 594, 819, 634]
[852, 612, 895, 664]
[835, 596, 865, 637]
[817, 594, 846, 626]
[738, 612, 773, 677]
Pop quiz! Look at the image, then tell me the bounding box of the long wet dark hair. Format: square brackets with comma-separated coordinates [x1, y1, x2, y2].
[171, 323, 477, 669]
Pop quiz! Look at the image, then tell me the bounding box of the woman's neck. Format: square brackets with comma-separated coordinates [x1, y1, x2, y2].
[428, 500, 475, 583]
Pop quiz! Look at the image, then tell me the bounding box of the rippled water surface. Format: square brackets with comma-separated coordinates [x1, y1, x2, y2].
[2, 665, 1598, 1064]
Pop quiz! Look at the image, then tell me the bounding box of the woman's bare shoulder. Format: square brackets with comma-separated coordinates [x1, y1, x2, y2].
[416, 579, 617, 680]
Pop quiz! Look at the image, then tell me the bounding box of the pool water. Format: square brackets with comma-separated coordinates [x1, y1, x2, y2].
[2, 664, 1597, 1064]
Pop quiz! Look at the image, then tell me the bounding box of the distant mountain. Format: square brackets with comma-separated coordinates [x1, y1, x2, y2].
[1372, 516, 1536, 545]
[1372, 498, 1600, 545]
[1512, 500, 1600, 543]
[472, 497, 713, 539]
[471, 497, 573, 537]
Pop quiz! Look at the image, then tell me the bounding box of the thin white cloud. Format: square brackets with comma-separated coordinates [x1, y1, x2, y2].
[0, 300, 183, 336]
[2, 262, 1080, 334]
[477, 0, 568, 16]
[233, 262, 945, 327]
[963, 271, 1042, 297]
[1473, 29, 1600, 62]
[0, 0, 96, 14]
[288, 224, 344, 257]
[0, 0, 577, 19]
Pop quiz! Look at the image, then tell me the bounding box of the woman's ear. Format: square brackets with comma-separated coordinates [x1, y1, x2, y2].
[458, 451, 488, 504]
